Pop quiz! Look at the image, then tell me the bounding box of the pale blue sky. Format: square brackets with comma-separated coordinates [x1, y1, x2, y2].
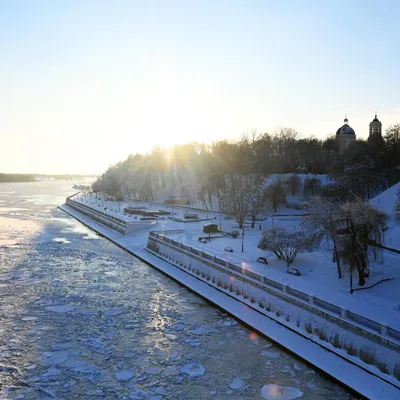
[1, 0, 399, 173]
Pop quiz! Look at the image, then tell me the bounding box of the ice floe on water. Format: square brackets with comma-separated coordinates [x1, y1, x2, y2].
[261, 384, 304, 399]
[229, 377, 245, 390]
[52, 237, 71, 244]
[115, 369, 136, 381]
[180, 363, 205, 377]
[45, 305, 75, 313]
[260, 349, 281, 358]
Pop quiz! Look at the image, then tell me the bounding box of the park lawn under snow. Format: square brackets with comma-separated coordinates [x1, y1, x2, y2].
[74, 193, 400, 331]
[165, 216, 400, 329]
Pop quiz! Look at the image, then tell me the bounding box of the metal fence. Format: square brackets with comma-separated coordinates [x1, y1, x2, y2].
[347, 311, 382, 334]
[313, 297, 341, 316]
[388, 327, 400, 342]
[287, 286, 309, 303]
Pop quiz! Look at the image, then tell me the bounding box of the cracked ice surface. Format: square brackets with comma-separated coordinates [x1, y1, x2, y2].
[0, 181, 359, 399]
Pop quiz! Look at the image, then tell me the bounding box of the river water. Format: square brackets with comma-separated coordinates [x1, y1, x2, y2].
[0, 181, 357, 399]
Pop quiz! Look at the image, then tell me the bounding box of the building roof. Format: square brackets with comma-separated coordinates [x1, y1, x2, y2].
[370, 114, 381, 124]
[336, 123, 355, 136]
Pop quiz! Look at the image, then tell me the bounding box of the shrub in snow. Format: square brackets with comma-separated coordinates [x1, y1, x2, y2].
[235, 289, 241, 296]
[394, 364, 400, 381]
[315, 327, 327, 342]
[258, 227, 320, 267]
[376, 360, 390, 375]
[231, 230, 240, 238]
[258, 301, 265, 309]
[333, 334, 342, 349]
[344, 342, 358, 356]
[250, 296, 256, 304]
[305, 322, 313, 334]
[359, 347, 376, 365]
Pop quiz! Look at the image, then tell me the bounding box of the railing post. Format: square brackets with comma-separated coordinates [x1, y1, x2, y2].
[340, 307, 348, 319]
[309, 294, 314, 305]
[282, 284, 288, 294]
[381, 323, 388, 337]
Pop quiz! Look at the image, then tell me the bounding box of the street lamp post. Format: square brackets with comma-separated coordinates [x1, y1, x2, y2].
[241, 228, 244, 253]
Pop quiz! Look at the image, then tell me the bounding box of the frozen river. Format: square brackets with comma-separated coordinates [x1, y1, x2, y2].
[0, 181, 358, 399]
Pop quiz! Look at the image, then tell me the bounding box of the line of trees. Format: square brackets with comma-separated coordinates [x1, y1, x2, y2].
[93, 125, 400, 206]
[0, 173, 36, 183]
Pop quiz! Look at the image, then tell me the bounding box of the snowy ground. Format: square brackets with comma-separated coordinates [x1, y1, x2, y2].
[0, 182, 359, 399]
[73, 192, 400, 331]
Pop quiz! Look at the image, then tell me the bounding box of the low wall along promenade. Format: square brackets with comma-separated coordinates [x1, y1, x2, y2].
[66, 194, 156, 235]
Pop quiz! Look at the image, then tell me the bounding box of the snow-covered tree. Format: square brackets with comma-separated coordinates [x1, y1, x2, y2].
[258, 227, 320, 267]
[302, 197, 342, 278]
[263, 180, 286, 212]
[336, 200, 388, 286]
[220, 173, 264, 228]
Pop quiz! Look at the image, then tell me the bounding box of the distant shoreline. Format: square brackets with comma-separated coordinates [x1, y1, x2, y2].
[0, 173, 36, 183]
[0, 173, 97, 183]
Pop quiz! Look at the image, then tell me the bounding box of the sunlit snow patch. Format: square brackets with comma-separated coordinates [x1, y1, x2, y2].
[261, 384, 304, 399]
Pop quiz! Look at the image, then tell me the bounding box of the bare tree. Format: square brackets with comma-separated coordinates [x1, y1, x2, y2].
[220, 173, 264, 228]
[249, 174, 267, 228]
[258, 227, 320, 267]
[303, 176, 322, 196]
[336, 201, 388, 286]
[284, 174, 301, 195]
[263, 180, 286, 212]
[335, 161, 386, 201]
[302, 197, 342, 278]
